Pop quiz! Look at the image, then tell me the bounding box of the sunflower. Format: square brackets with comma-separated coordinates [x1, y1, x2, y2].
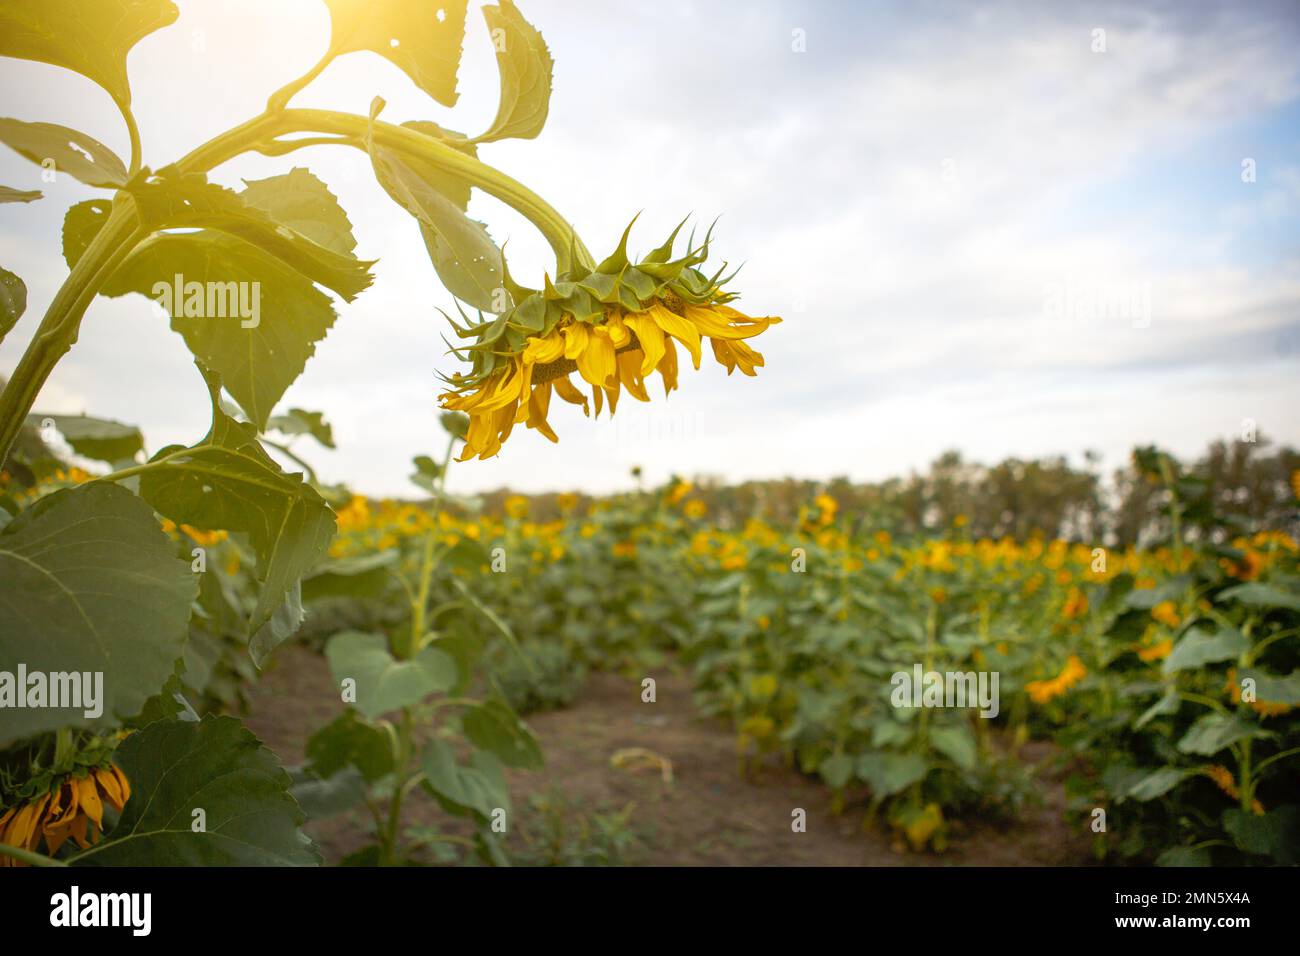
[0, 764, 130, 866]
[439, 220, 781, 461]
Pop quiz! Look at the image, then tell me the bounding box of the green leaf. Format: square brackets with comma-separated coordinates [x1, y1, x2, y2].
[1125, 766, 1193, 801]
[855, 752, 928, 797]
[305, 710, 395, 783]
[818, 753, 854, 789]
[401, 122, 477, 209]
[289, 765, 368, 820]
[0, 0, 178, 106]
[0, 482, 196, 746]
[0, 265, 24, 346]
[420, 738, 509, 821]
[1220, 582, 1300, 613]
[104, 230, 339, 432]
[302, 550, 397, 602]
[326, 630, 457, 719]
[369, 141, 507, 312]
[24, 413, 143, 462]
[239, 168, 358, 256]
[1238, 667, 1300, 706]
[0, 118, 127, 187]
[136, 375, 336, 652]
[476, 0, 552, 143]
[0, 185, 41, 203]
[462, 698, 542, 769]
[74, 715, 320, 866]
[130, 172, 373, 302]
[1134, 689, 1180, 729]
[1177, 713, 1265, 757]
[1162, 628, 1249, 675]
[1155, 845, 1211, 866]
[324, 0, 468, 107]
[266, 407, 336, 449]
[929, 724, 977, 770]
[440, 410, 469, 440]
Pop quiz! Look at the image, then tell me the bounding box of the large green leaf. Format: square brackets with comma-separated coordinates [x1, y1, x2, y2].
[130, 172, 373, 302]
[324, 0, 468, 107]
[0, 118, 127, 188]
[1238, 667, 1300, 706]
[24, 413, 143, 462]
[1220, 583, 1300, 613]
[305, 709, 395, 783]
[0, 265, 24, 346]
[855, 752, 929, 797]
[239, 168, 358, 256]
[421, 738, 509, 820]
[476, 0, 552, 143]
[462, 698, 542, 769]
[0, 482, 195, 745]
[1177, 713, 1267, 756]
[74, 715, 320, 866]
[1162, 627, 1248, 675]
[136, 376, 336, 654]
[1125, 766, 1193, 801]
[325, 630, 457, 719]
[369, 138, 507, 312]
[929, 724, 977, 770]
[65, 191, 363, 430]
[302, 551, 397, 602]
[0, 0, 178, 106]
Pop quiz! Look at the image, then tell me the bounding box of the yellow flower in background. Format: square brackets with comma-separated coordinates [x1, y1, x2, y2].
[612, 540, 637, 559]
[1060, 587, 1088, 619]
[1136, 638, 1173, 662]
[1151, 601, 1181, 629]
[666, 480, 693, 505]
[683, 499, 707, 520]
[1203, 764, 1264, 815]
[505, 494, 530, 519]
[1025, 655, 1087, 704]
[555, 492, 579, 512]
[813, 493, 838, 525]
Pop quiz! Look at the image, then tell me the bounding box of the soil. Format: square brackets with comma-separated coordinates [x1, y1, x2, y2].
[243, 645, 1095, 866]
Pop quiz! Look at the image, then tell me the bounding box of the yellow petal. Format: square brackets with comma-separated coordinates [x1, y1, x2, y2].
[576, 327, 618, 390]
[75, 775, 104, 829]
[624, 312, 665, 376]
[657, 335, 680, 395]
[552, 375, 590, 416]
[647, 304, 701, 369]
[617, 351, 650, 401]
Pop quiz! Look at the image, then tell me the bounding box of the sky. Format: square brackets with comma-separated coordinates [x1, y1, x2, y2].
[1, 0, 1298, 497]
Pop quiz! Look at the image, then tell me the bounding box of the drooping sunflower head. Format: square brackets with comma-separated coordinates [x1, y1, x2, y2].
[438, 219, 781, 461]
[0, 764, 129, 865]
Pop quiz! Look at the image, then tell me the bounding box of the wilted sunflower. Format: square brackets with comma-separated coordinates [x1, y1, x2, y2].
[0, 764, 130, 865]
[439, 220, 781, 461]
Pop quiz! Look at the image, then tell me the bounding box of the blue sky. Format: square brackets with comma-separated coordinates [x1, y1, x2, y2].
[1, 0, 1297, 496]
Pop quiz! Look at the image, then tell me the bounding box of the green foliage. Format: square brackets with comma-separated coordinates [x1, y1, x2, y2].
[0, 482, 195, 746]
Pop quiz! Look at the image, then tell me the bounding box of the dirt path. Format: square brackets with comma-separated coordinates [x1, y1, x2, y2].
[243, 646, 1093, 866]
